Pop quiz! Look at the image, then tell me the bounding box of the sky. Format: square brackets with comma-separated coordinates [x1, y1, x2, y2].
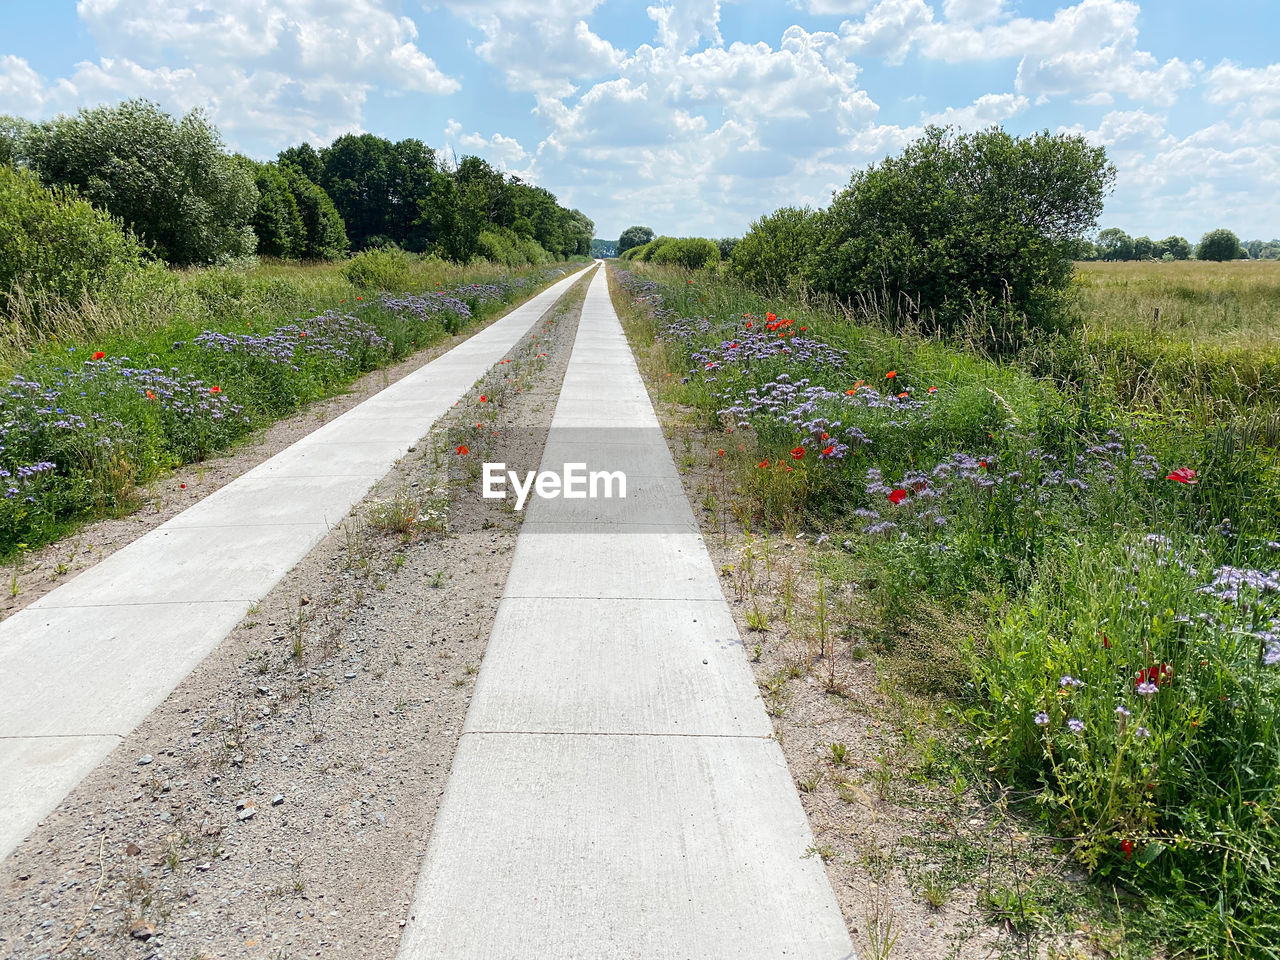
[1, 1, 1278, 244]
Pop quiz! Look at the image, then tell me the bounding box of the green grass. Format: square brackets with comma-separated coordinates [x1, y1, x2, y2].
[613, 260, 1280, 958]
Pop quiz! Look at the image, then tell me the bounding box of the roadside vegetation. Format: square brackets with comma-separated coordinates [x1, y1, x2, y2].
[0, 98, 591, 558]
[612, 125, 1280, 957]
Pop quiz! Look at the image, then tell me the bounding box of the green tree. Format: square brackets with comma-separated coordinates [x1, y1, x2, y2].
[650, 237, 720, 270]
[0, 164, 150, 310]
[1132, 235, 1155, 260]
[1159, 235, 1191, 260]
[618, 225, 654, 254]
[1095, 227, 1134, 261]
[279, 163, 348, 260]
[21, 99, 257, 265]
[318, 134, 437, 250]
[728, 207, 817, 290]
[277, 142, 324, 184]
[237, 157, 304, 259]
[806, 126, 1114, 342]
[1195, 228, 1243, 262]
[0, 115, 33, 167]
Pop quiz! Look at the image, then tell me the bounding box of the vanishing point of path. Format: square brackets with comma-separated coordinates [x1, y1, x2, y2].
[396, 267, 855, 958]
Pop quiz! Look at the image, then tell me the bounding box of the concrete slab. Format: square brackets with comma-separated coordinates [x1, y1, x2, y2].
[0, 601, 248, 736]
[464, 597, 771, 737]
[164, 473, 381, 528]
[399, 733, 855, 960]
[521, 474, 696, 526]
[503, 532, 720, 599]
[0, 736, 122, 857]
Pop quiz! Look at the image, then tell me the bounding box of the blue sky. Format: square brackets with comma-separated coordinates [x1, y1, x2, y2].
[2, 1, 1278, 243]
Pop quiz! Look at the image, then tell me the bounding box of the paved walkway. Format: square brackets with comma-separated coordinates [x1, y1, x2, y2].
[0, 264, 593, 860]
[397, 268, 856, 957]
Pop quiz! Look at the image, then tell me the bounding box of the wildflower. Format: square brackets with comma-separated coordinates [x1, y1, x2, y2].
[1166, 467, 1197, 484]
[757, 460, 769, 469]
[845, 389, 857, 396]
[456, 444, 469, 455]
[1116, 704, 1131, 719]
[1059, 675, 1084, 690]
[1134, 726, 1151, 739]
[1121, 839, 1134, 860]
[790, 446, 805, 460]
[1136, 664, 1173, 689]
[479, 394, 488, 402]
[1136, 681, 1158, 696]
[887, 488, 908, 505]
[823, 444, 835, 456]
[91, 351, 105, 360]
[928, 386, 937, 394]
[885, 371, 896, 379]
[180, 483, 186, 489]
[146, 390, 157, 401]
[1034, 711, 1050, 726]
[1067, 718, 1085, 733]
[717, 449, 725, 457]
[1101, 633, 1112, 649]
[210, 385, 222, 394]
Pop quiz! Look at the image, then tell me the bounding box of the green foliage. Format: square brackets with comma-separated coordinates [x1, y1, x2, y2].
[729, 207, 818, 290]
[618, 225, 655, 254]
[0, 115, 32, 166]
[649, 236, 720, 270]
[342, 246, 412, 290]
[1095, 227, 1135, 261]
[20, 99, 258, 266]
[1159, 235, 1192, 260]
[279, 164, 348, 261]
[237, 157, 304, 259]
[806, 126, 1114, 346]
[1196, 228, 1244, 262]
[0, 164, 151, 312]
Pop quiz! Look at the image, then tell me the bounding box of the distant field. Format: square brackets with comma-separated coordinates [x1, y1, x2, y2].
[1073, 260, 1280, 423]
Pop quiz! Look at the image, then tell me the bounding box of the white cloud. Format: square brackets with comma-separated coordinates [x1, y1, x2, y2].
[923, 92, 1028, 128]
[1205, 60, 1280, 116]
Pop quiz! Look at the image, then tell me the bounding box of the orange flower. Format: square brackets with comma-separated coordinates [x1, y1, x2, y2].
[757, 459, 769, 469]
[846, 389, 857, 396]
[456, 444, 469, 455]
[91, 350, 105, 360]
[210, 385, 222, 394]
[822, 444, 835, 456]
[146, 390, 156, 401]
[717, 449, 725, 456]
[790, 446, 805, 460]
[885, 371, 896, 379]
[479, 394, 488, 402]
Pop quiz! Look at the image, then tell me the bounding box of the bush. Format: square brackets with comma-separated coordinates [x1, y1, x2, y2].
[650, 237, 720, 271]
[0, 164, 150, 311]
[343, 246, 412, 289]
[806, 126, 1114, 347]
[20, 99, 258, 266]
[729, 207, 818, 291]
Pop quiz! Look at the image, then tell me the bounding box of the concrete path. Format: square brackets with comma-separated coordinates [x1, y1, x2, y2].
[397, 268, 856, 957]
[0, 263, 593, 860]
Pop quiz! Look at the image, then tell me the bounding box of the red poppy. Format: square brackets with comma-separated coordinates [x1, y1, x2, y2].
[180, 483, 186, 489]
[717, 449, 725, 457]
[800, 326, 807, 332]
[845, 389, 857, 396]
[146, 390, 156, 400]
[300, 331, 308, 337]
[729, 342, 739, 349]
[479, 395, 488, 402]
[820, 432, 829, 440]
[897, 391, 909, 399]
[456, 444, 469, 455]
[757, 459, 769, 469]
[1166, 467, 1197, 484]
[887, 488, 908, 505]
[979, 459, 990, 470]
[91, 351, 105, 360]
[885, 371, 896, 379]
[745, 322, 752, 328]
[928, 386, 937, 394]
[1136, 663, 1174, 687]
[784, 465, 793, 472]
[1102, 633, 1112, 649]
[1121, 839, 1134, 860]
[210, 385, 222, 394]
[791, 446, 805, 460]
[822, 444, 835, 456]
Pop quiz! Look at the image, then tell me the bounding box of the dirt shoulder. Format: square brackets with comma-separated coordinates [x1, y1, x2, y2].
[1, 274, 575, 622]
[0, 275, 590, 960]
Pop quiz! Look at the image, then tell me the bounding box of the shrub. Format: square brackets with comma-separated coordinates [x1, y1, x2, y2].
[729, 207, 818, 291]
[0, 164, 150, 312]
[806, 126, 1114, 347]
[650, 237, 720, 271]
[618, 225, 654, 255]
[343, 246, 412, 289]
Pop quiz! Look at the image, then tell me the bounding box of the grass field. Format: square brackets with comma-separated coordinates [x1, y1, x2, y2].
[614, 256, 1280, 958]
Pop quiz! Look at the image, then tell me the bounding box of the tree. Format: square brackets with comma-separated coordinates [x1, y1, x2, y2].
[591, 239, 617, 257]
[279, 163, 348, 260]
[0, 115, 33, 167]
[317, 133, 437, 251]
[1196, 228, 1243, 262]
[1132, 235, 1155, 260]
[618, 225, 654, 254]
[1246, 239, 1264, 260]
[650, 237, 720, 270]
[728, 207, 817, 290]
[21, 99, 257, 266]
[237, 157, 304, 259]
[277, 142, 324, 184]
[1159, 235, 1191, 260]
[805, 126, 1114, 341]
[1095, 228, 1134, 261]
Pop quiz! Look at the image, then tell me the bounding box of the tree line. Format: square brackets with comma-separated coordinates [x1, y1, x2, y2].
[1080, 227, 1278, 262]
[0, 99, 592, 274]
